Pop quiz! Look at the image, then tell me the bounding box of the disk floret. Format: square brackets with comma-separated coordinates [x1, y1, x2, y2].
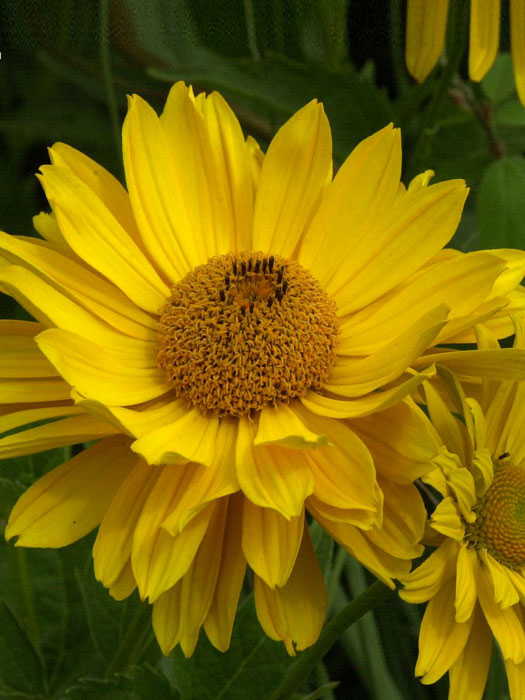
[157, 251, 339, 417]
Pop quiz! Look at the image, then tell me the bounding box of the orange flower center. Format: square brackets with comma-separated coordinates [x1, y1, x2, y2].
[468, 459, 525, 569]
[157, 251, 339, 417]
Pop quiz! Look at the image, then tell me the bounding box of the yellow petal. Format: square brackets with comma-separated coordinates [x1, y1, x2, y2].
[236, 417, 314, 519]
[329, 178, 468, 315]
[38, 165, 169, 313]
[131, 408, 220, 466]
[469, 0, 501, 81]
[415, 348, 525, 380]
[511, 0, 525, 107]
[449, 605, 492, 700]
[424, 380, 468, 463]
[400, 538, 459, 603]
[481, 551, 520, 609]
[337, 250, 504, 355]
[350, 398, 441, 484]
[48, 142, 143, 250]
[109, 560, 137, 601]
[416, 579, 474, 684]
[242, 501, 304, 589]
[505, 656, 525, 700]
[0, 264, 155, 361]
[300, 365, 436, 419]
[33, 211, 67, 248]
[298, 125, 401, 292]
[152, 498, 228, 657]
[252, 100, 332, 258]
[431, 495, 467, 539]
[0, 332, 59, 378]
[6, 435, 134, 547]
[160, 419, 239, 534]
[0, 405, 83, 437]
[255, 403, 329, 449]
[36, 329, 169, 406]
[0, 413, 117, 459]
[0, 377, 71, 404]
[455, 544, 479, 623]
[93, 458, 159, 588]
[406, 0, 450, 82]
[0, 231, 157, 339]
[203, 494, 247, 652]
[325, 305, 447, 397]
[477, 568, 525, 663]
[253, 523, 327, 655]
[295, 407, 379, 517]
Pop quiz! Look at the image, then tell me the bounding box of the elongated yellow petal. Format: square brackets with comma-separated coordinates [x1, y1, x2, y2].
[94, 459, 159, 588]
[0, 232, 157, 339]
[325, 305, 447, 397]
[350, 398, 441, 484]
[300, 366, 436, 419]
[0, 413, 117, 459]
[236, 417, 314, 519]
[36, 329, 169, 406]
[400, 538, 459, 603]
[477, 569, 525, 663]
[6, 436, 133, 546]
[337, 251, 504, 355]
[505, 656, 525, 700]
[203, 494, 247, 652]
[415, 348, 525, 380]
[481, 551, 520, 609]
[298, 125, 401, 291]
[416, 579, 474, 684]
[254, 524, 326, 655]
[0, 333, 59, 378]
[455, 545, 479, 623]
[406, 0, 450, 82]
[511, 0, 525, 107]
[0, 405, 82, 436]
[252, 101, 332, 258]
[449, 605, 492, 700]
[33, 211, 66, 248]
[38, 165, 169, 313]
[109, 560, 137, 601]
[469, 0, 501, 81]
[242, 501, 304, 589]
[424, 381, 469, 463]
[152, 498, 228, 657]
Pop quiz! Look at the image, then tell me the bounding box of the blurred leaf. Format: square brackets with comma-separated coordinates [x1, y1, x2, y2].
[64, 664, 177, 700]
[495, 99, 525, 126]
[151, 54, 394, 162]
[481, 53, 516, 105]
[338, 558, 404, 700]
[477, 156, 525, 248]
[170, 593, 291, 700]
[0, 599, 46, 697]
[310, 520, 334, 580]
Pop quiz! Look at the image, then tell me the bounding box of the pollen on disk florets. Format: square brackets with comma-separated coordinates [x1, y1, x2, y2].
[157, 251, 339, 417]
[466, 455, 525, 570]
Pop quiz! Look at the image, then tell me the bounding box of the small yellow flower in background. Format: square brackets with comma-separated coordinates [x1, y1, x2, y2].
[401, 317, 525, 700]
[0, 82, 524, 656]
[406, 0, 525, 106]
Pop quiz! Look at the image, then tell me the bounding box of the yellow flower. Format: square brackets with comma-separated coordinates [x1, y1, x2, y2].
[0, 83, 523, 656]
[401, 317, 525, 700]
[406, 0, 525, 106]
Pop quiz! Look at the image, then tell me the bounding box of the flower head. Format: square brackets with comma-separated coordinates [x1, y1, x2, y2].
[401, 317, 525, 699]
[0, 83, 523, 656]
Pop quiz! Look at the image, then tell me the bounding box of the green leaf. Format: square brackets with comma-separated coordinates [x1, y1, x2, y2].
[477, 156, 525, 248]
[64, 664, 177, 700]
[309, 520, 334, 579]
[0, 599, 46, 697]
[169, 593, 291, 700]
[481, 53, 516, 105]
[496, 99, 525, 127]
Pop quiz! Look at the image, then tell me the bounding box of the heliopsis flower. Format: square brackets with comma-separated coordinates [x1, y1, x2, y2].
[406, 0, 525, 107]
[401, 317, 525, 700]
[1, 83, 524, 656]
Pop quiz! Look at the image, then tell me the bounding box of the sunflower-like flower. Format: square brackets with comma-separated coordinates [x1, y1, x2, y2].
[1, 83, 524, 656]
[401, 317, 525, 700]
[406, 0, 525, 106]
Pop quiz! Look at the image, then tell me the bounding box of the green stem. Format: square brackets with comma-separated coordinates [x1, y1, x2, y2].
[14, 547, 41, 651]
[269, 580, 394, 700]
[243, 0, 261, 61]
[99, 0, 122, 177]
[405, 0, 468, 180]
[106, 602, 155, 677]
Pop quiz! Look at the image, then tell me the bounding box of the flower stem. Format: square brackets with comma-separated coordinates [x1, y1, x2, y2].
[105, 601, 154, 677]
[268, 580, 394, 700]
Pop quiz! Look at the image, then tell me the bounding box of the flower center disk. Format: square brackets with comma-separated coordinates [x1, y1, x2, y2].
[468, 459, 525, 569]
[157, 251, 339, 417]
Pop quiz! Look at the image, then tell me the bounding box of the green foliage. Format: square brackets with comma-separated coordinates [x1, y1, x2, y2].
[477, 156, 525, 248]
